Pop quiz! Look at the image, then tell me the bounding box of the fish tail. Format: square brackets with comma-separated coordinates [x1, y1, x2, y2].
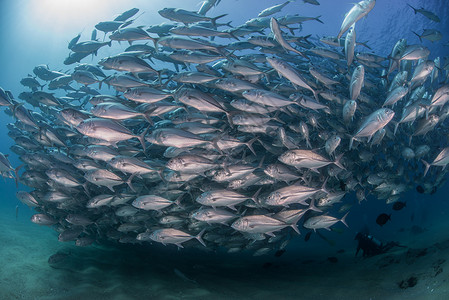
[334, 153, 345, 170]
[156, 167, 168, 184]
[13, 164, 24, 188]
[251, 187, 263, 207]
[224, 21, 233, 28]
[143, 111, 154, 125]
[358, 41, 372, 50]
[225, 112, 234, 128]
[349, 137, 354, 150]
[302, 34, 312, 44]
[290, 223, 301, 235]
[412, 31, 422, 43]
[138, 125, 150, 153]
[306, 139, 312, 149]
[380, 72, 390, 85]
[273, 110, 286, 124]
[245, 137, 258, 156]
[257, 155, 266, 169]
[174, 193, 183, 207]
[393, 121, 400, 135]
[126, 173, 137, 192]
[228, 31, 240, 41]
[153, 37, 160, 52]
[195, 228, 207, 247]
[312, 89, 319, 102]
[314, 15, 324, 24]
[407, 4, 417, 14]
[211, 14, 228, 28]
[308, 198, 322, 213]
[320, 177, 330, 193]
[11, 102, 24, 117]
[340, 211, 349, 228]
[82, 182, 91, 197]
[422, 159, 431, 176]
[211, 136, 224, 155]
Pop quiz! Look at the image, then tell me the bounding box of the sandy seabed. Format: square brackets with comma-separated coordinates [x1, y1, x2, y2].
[1, 209, 449, 300]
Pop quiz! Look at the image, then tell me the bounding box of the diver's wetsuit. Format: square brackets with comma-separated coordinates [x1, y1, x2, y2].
[355, 233, 401, 257]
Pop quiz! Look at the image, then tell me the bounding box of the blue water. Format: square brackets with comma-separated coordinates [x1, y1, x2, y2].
[1, 0, 449, 298]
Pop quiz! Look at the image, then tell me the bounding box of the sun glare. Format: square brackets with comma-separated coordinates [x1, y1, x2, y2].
[26, 0, 116, 35]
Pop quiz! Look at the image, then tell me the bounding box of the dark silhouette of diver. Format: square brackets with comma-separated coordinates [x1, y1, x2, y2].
[355, 232, 405, 257]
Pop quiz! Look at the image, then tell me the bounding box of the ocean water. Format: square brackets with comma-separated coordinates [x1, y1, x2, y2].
[0, 0, 449, 299]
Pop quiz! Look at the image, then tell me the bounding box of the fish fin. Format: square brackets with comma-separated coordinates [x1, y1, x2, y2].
[333, 153, 345, 170]
[358, 41, 372, 50]
[340, 211, 349, 228]
[422, 159, 431, 176]
[310, 168, 320, 174]
[290, 223, 301, 235]
[153, 37, 160, 52]
[314, 15, 324, 24]
[308, 198, 322, 213]
[174, 194, 183, 207]
[126, 173, 137, 192]
[227, 205, 237, 211]
[82, 182, 91, 197]
[245, 137, 258, 156]
[273, 110, 286, 125]
[407, 4, 417, 14]
[412, 31, 422, 43]
[137, 125, 150, 153]
[224, 21, 233, 28]
[306, 139, 312, 149]
[349, 137, 355, 150]
[143, 111, 155, 125]
[393, 121, 400, 135]
[251, 187, 263, 207]
[195, 228, 206, 247]
[13, 164, 24, 188]
[211, 14, 228, 29]
[156, 167, 168, 184]
[228, 31, 240, 41]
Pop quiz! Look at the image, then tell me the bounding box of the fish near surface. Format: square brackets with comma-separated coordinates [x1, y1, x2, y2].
[270, 17, 309, 61]
[407, 4, 440, 22]
[412, 29, 442, 43]
[337, 0, 376, 39]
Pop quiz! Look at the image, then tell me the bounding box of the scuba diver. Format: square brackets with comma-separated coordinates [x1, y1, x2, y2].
[355, 231, 405, 257]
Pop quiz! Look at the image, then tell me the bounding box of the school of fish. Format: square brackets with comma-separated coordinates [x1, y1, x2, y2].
[0, 0, 448, 255]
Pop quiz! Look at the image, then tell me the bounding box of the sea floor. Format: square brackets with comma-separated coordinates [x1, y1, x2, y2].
[1, 208, 449, 300]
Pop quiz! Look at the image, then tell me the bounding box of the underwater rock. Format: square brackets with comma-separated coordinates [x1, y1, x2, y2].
[398, 276, 418, 289]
